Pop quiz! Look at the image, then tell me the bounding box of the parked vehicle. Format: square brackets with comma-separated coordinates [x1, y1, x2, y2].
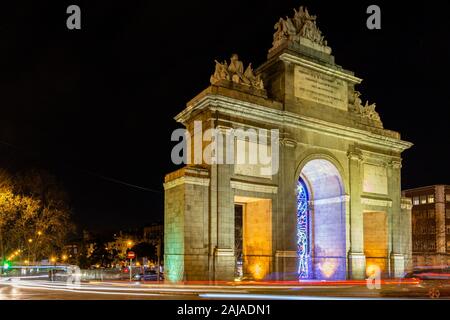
[133, 269, 164, 281]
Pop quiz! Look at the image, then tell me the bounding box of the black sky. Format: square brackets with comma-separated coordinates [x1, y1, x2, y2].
[1, 1, 449, 233]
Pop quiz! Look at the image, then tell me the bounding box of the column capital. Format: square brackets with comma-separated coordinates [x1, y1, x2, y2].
[278, 131, 297, 148]
[347, 150, 363, 162]
[389, 159, 402, 169]
[279, 137, 297, 148]
[215, 125, 233, 135]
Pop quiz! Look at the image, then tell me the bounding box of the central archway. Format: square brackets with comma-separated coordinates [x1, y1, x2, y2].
[297, 158, 346, 280]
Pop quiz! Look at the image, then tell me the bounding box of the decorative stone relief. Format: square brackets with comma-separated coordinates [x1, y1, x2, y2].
[210, 54, 264, 90]
[350, 91, 383, 125]
[271, 6, 328, 51]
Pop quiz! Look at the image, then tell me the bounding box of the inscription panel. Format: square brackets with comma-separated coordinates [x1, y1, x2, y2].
[234, 140, 273, 179]
[363, 163, 388, 195]
[294, 65, 348, 110]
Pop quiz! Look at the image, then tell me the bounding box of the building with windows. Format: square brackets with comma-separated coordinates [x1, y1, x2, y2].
[403, 185, 450, 267]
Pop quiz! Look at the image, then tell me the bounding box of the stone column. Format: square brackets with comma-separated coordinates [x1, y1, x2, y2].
[211, 127, 235, 281]
[275, 136, 297, 278]
[347, 150, 366, 279]
[388, 160, 405, 277]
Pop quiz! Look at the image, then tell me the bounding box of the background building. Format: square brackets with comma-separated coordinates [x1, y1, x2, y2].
[403, 185, 450, 268]
[143, 223, 163, 246]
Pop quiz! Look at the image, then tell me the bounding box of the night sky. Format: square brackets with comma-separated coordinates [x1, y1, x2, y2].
[1, 1, 449, 233]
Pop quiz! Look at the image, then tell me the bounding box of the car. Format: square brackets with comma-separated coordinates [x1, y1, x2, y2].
[405, 268, 450, 280]
[133, 269, 164, 281]
[400, 268, 450, 298]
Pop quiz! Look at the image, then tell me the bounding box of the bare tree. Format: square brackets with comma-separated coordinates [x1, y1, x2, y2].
[0, 168, 74, 263]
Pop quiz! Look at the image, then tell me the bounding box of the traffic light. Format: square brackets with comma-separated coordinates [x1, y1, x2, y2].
[3, 261, 10, 270]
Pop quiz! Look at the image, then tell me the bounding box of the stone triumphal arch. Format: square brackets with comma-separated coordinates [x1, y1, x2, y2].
[164, 6, 413, 281]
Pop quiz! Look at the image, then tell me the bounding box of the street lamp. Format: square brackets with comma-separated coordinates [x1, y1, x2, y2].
[127, 240, 133, 248]
[27, 239, 33, 263]
[35, 231, 43, 263]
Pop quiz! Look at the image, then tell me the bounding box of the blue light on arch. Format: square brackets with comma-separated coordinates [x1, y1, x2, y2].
[296, 178, 310, 279]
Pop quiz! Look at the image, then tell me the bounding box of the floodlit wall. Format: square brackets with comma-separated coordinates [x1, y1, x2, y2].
[364, 211, 388, 275]
[242, 199, 272, 280]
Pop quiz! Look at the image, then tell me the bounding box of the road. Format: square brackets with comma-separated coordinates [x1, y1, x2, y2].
[1, 278, 449, 300]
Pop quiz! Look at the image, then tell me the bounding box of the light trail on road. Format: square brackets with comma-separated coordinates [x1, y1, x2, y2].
[198, 293, 424, 300]
[0, 278, 441, 300]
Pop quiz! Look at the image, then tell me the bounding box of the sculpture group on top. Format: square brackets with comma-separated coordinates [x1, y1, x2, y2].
[271, 6, 327, 52]
[210, 54, 264, 90]
[351, 91, 382, 124]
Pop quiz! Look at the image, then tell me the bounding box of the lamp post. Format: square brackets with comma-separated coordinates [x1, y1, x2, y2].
[127, 240, 133, 282]
[50, 256, 56, 281]
[0, 229, 3, 274]
[27, 238, 33, 263]
[156, 238, 161, 283]
[35, 231, 42, 264]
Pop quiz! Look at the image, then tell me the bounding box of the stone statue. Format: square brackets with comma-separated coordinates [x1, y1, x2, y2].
[285, 17, 298, 38]
[352, 91, 364, 113]
[363, 101, 381, 122]
[210, 54, 265, 90]
[210, 60, 230, 84]
[228, 54, 247, 84]
[351, 91, 382, 124]
[271, 6, 328, 52]
[244, 63, 264, 90]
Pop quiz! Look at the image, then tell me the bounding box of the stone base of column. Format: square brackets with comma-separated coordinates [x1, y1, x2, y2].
[213, 248, 235, 281]
[348, 252, 366, 279]
[390, 253, 405, 278]
[275, 250, 297, 280]
[164, 253, 185, 282]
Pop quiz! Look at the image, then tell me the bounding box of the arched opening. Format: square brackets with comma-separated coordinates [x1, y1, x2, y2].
[297, 158, 346, 280]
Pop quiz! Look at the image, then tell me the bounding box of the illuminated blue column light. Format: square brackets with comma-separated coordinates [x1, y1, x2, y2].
[296, 179, 310, 279]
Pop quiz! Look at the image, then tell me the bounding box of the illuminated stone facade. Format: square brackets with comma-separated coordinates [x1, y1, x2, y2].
[164, 7, 413, 281]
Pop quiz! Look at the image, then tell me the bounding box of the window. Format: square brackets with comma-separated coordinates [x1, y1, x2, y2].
[428, 194, 435, 204]
[428, 209, 435, 219]
[413, 239, 422, 252]
[446, 194, 450, 202]
[429, 224, 436, 234]
[447, 209, 450, 219]
[420, 195, 427, 204]
[420, 225, 426, 234]
[428, 241, 436, 251]
[446, 226, 450, 234]
[413, 196, 420, 205]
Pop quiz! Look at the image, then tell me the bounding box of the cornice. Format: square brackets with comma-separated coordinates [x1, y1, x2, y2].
[175, 95, 413, 153]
